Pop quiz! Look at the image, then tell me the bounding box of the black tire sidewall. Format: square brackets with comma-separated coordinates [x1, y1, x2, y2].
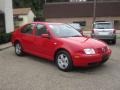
[112, 39, 116, 44]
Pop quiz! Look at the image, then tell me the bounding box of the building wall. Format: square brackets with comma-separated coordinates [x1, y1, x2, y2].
[0, 0, 14, 33]
[0, 0, 5, 11]
[14, 11, 35, 27]
[46, 17, 120, 30]
[4, 0, 14, 33]
[70, 0, 120, 1]
[87, 0, 120, 1]
[69, 0, 86, 2]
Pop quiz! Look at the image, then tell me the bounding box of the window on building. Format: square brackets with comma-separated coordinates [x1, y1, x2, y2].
[70, 0, 86, 2]
[73, 21, 86, 27]
[0, 13, 5, 34]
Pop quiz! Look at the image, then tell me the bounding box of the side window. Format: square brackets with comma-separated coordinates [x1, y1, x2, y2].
[36, 24, 48, 36]
[21, 24, 34, 34]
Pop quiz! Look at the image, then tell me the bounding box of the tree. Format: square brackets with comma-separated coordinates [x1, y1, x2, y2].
[13, 0, 44, 17]
[12, 0, 69, 17]
[47, 0, 69, 2]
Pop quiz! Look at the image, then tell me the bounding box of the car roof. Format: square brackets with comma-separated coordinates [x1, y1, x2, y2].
[94, 22, 112, 24]
[32, 22, 63, 25]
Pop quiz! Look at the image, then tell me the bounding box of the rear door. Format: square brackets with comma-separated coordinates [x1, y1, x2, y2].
[20, 24, 35, 53]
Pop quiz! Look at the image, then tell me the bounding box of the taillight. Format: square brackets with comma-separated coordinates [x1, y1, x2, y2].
[92, 30, 94, 34]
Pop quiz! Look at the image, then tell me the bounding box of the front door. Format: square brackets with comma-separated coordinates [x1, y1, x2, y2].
[34, 24, 56, 60]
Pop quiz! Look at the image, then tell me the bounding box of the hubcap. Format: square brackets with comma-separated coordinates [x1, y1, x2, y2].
[57, 54, 69, 69]
[15, 43, 21, 55]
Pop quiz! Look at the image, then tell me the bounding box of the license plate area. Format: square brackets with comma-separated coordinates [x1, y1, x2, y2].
[98, 32, 109, 35]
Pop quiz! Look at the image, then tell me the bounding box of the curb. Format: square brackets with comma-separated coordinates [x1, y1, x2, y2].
[0, 46, 12, 51]
[0, 42, 12, 51]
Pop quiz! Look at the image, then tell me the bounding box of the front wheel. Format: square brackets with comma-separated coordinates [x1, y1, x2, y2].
[55, 50, 73, 72]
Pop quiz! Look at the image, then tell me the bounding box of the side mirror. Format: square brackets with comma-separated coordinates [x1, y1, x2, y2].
[41, 34, 50, 39]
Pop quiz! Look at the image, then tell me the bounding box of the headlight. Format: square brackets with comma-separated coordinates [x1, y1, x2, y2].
[84, 48, 95, 55]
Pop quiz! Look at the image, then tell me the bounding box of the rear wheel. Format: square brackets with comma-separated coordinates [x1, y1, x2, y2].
[112, 39, 116, 44]
[15, 42, 24, 56]
[55, 50, 73, 72]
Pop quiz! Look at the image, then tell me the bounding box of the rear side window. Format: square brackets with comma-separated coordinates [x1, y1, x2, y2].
[21, 24, 34, 34]
[36, 24, 48, 36]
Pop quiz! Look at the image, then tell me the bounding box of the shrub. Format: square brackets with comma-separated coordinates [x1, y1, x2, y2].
[0, 33, 12, 44]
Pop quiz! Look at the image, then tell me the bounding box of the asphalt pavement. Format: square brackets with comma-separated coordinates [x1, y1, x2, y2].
[0, 39, 120, 90]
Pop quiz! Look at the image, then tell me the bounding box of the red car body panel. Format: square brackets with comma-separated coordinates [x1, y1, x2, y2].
[11, 22, 111, 67]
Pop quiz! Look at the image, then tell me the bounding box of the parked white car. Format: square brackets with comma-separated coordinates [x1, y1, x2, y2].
[91, 22, 116, 44]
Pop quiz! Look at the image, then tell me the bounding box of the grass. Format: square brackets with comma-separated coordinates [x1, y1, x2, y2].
[117, 35, 120, 39]
[117, 37, 120, 39]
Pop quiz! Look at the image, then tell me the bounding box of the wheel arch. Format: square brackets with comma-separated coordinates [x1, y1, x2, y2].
[13, 39, 21, 46]
[54, 48, 72, 62]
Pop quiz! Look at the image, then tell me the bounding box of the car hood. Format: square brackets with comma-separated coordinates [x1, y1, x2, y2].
[60, 37, 106, 48]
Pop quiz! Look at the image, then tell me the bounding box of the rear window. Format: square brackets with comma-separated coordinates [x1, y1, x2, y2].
[94, 23, 113, 29]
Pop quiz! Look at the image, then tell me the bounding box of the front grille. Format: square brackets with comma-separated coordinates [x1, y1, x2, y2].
[96, 46, 108, 54]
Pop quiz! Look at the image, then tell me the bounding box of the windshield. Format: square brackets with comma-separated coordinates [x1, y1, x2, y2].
[49, 24, 82, 38]
[94, 23, 113, 29]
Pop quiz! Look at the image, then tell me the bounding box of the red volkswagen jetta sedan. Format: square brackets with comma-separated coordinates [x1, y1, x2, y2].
[11, 22, 111, 71]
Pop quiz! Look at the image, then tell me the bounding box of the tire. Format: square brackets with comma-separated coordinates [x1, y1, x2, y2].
[15, 42, 24, 56]
[55, 50, 73, 72]
[112, 39, 116, 45]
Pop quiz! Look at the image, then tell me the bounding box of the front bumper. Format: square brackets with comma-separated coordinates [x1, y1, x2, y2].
[72, 49, 111, 67]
